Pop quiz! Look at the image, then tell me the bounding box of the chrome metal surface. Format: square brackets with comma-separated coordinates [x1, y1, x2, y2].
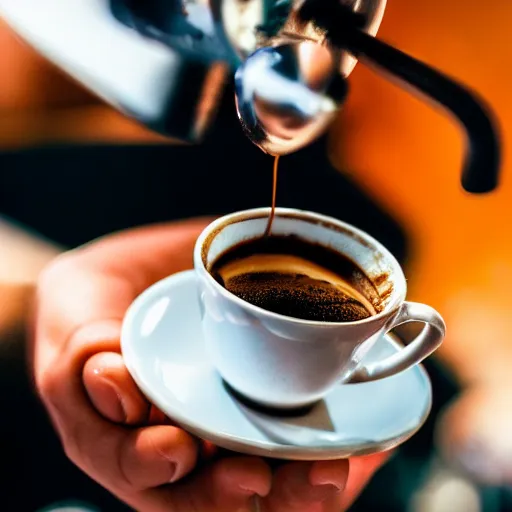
[234, 42, 345, 155]
[0, 0, 500, 191]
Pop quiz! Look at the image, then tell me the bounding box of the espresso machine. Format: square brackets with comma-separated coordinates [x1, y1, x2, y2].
[0, 0, 501, 193]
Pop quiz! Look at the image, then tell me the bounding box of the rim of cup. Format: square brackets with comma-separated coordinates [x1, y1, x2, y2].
[194, 207, 407, 327]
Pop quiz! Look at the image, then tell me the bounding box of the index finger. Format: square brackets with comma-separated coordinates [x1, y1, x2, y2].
[34, 217, 213, 372]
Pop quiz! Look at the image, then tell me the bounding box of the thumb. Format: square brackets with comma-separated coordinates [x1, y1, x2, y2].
[83, 352, 150, 425]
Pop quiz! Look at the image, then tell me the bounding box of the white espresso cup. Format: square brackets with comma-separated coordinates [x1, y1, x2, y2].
[194, 207, 445, 409]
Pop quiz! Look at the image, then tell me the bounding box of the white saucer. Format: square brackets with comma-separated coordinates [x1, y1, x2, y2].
[121, 270, 432, 461]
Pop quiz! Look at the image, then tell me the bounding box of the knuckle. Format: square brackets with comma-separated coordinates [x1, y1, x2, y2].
[34, 252, 94, 346]
[36, 367, 60, 403]
[37, 252, 80, 293]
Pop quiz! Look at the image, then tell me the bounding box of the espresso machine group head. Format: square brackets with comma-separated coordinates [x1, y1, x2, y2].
[0, 0, 501, 192]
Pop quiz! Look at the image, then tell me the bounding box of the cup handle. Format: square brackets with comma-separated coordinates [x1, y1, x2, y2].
[347, 301, 446, 383]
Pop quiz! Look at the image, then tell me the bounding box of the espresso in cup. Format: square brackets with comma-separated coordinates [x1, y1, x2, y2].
[211, 235, 380, 322]
[195, 208, 444, 409]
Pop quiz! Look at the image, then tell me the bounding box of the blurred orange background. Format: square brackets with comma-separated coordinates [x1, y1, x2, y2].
[331, 0, 511, 387]
[0, 0, 510, 388]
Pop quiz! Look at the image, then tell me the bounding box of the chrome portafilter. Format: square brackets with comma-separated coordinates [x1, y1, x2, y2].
[234, 41, 347, 155]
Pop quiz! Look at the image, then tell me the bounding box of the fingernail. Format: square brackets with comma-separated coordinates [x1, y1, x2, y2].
[238, 485, 267, 497]
[99, 377, 127, 423]
[314, 482, 343, 493]
[309, 461, 348, 492]
[168, 462, 178, 483]
[155, 444, 181, 483]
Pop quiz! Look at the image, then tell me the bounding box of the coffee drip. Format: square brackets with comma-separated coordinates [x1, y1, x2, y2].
[264, 156, 280, 236]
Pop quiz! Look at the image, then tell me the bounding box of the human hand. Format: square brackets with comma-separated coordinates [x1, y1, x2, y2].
[33, 218, 391, 511]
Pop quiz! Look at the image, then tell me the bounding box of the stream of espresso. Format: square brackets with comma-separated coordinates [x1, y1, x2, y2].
[264, 155, 280, 236]
[212, 154, 380, 323]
